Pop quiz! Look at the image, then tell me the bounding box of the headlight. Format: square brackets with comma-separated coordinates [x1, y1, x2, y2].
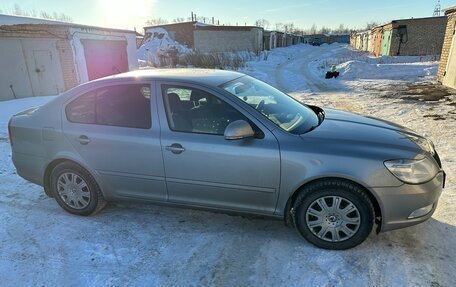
[384, 157, 439, 184]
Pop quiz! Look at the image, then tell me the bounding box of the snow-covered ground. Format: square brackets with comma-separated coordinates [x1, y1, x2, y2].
[1, 44, 455, 286]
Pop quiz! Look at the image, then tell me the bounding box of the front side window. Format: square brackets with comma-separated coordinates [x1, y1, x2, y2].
[66, 84, 151, 129]
[221, 76, 319, 134]
[162, 85, 249, 135]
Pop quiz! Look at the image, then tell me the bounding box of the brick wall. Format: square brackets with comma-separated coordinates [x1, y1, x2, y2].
[56, 40, 79, 90]
[145, 22, 195, 48]
[194, 28, 263, 53]
[438, 9, 456, 81]
[389, 17, 447, 56]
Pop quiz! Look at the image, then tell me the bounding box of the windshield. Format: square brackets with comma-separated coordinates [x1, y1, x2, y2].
[221, 76, 320, 134]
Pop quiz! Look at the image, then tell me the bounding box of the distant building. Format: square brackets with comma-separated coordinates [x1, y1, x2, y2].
[371, 25, 384, 56]
[263, 30, 283, 50]
[438, 6, 456, 89]
[305, 34, 350, 45]
[143, 22, 263, 53]
[0, 14, 138, 100]
[359, 16, 447, 57]
[276, 32, 286, 47]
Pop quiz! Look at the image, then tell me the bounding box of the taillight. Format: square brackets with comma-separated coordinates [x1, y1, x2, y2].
[8, 118, 13, 146]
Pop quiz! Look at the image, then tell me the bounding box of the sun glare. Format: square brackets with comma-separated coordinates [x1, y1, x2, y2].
[98, 0, 155, 29]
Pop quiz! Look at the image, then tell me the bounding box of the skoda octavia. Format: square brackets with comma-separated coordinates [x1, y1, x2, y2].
[9, 69, 445, 249]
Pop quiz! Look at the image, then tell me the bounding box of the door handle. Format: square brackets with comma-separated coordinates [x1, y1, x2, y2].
[76, 135, 91, 145]
[165, 143, 185, 154]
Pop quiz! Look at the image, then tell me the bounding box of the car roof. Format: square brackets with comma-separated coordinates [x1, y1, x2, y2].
[97, 68, 245, 86]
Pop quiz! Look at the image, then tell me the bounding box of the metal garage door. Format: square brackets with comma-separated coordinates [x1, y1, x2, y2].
[0, 38, 65, 100]
[81, 39, 128, 81]
[443, 23, 456, 89]
[0, 38, 33, 100]
[381, 30, 392, 56]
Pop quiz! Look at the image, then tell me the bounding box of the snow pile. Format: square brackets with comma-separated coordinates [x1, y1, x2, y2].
[338, 60, 438, 81]
[137, 27, 191, 67]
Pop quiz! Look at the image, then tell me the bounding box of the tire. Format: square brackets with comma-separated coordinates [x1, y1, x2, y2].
[293, 179, 374, 250]
[50, 162, 106, 216]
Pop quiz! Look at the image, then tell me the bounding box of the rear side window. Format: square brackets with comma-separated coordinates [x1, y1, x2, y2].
[66, 84, 151, 129]
[66, 92, 96, 124]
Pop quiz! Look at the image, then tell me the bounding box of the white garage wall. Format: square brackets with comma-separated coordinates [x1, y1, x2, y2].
[69, 27, 139, 84]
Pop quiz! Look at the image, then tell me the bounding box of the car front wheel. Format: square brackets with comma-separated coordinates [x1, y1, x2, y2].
[293, 179, 374, 250]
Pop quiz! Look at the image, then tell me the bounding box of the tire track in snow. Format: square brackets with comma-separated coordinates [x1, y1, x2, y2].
[274, 45, 346, 94]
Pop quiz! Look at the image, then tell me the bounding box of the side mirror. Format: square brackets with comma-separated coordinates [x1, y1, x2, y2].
[224, 120, 255, 140]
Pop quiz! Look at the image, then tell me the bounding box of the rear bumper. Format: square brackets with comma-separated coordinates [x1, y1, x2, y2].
[12, 151, 46, 186]
[374, 171, 444, 232]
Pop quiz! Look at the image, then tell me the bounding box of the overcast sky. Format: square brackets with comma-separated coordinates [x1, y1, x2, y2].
[1, 0, 454, 31]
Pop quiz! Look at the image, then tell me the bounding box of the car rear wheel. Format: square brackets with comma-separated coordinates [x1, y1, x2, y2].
[293, 179, 374, 250]
[50, 162, 106, 216]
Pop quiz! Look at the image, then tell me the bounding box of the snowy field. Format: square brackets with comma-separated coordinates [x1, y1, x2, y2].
[0, 44, 455, 286]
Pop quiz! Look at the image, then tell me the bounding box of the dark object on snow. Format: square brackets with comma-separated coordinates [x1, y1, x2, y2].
[325, 71, 340, 79]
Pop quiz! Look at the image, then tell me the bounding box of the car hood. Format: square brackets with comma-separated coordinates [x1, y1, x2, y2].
[301, 108, 424, 156]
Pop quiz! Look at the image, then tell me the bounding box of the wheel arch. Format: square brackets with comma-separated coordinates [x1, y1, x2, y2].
[284, 176, 383, 232]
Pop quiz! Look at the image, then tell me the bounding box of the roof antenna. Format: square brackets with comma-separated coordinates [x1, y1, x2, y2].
[433, 0, 441, 16]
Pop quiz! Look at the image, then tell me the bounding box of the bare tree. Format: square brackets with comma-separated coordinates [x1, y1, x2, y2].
[318, 26, 331, 34]
[275, 22, 284, 32]
[254, 19, 270, 30]
[309, 24, 317, 35]
[145, 18, 169, 26]
[332, 24, 350, 34]
[172, 17, 186, 23]
[13, 3, 23, 15]
[283, 23, 295, 33]
[5, 4, 73, 22]
[365, 21, 380, 30]
[196, 15, 210, 23]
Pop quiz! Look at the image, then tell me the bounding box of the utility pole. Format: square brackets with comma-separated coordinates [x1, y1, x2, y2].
[433, 0, 441, 16]
[191, 11, 194, 21]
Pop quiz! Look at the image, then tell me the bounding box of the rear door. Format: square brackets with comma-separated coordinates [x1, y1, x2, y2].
[157, 82, 281, 214]
[62, 81, 166, 201]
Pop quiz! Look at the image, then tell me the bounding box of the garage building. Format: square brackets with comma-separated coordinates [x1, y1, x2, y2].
[143, 22, 263, 53]
[0, 14, 138, 100]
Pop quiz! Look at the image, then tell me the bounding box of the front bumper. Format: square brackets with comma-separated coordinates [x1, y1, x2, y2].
[373, 171, 445, 232]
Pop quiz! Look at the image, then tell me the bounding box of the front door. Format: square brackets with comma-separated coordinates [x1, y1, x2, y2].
[62, 82, 166, 201]
[157, 82, 281, 214]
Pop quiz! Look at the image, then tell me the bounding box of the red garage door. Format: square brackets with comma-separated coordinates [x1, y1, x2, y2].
[82, 39, 129, 80]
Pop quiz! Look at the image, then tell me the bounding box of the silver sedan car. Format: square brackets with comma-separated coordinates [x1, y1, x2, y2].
[9, 69, 445, 249]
